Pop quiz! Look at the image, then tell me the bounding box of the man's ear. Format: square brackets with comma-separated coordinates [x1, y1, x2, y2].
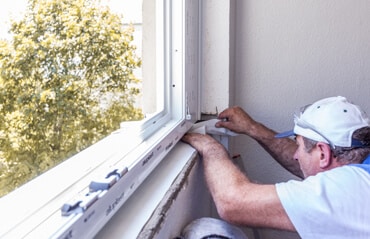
[316, 142, 333, 169]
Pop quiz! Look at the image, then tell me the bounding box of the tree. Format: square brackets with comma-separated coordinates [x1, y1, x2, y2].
[0, 0, 143, 196]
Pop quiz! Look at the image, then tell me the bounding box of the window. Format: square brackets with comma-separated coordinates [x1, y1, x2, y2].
[0, 0, 199, 238]
[0, 0, 146, 196]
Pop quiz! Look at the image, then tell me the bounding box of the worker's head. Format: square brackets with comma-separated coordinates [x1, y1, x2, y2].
[276, 96, 370, 177]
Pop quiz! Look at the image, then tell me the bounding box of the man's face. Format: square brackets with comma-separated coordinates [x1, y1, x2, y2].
[294, 135, 322, 178]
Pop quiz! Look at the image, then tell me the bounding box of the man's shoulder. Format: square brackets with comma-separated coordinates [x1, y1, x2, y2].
[318, 164, 370, 182]
[277, 164, 370, 191]
[325, 163, 370, 180]
[349, 162, 370, 174]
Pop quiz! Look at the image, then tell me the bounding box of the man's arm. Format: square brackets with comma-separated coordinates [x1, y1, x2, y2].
[216, 106, 303, 178]
[182, 133, 296, 231]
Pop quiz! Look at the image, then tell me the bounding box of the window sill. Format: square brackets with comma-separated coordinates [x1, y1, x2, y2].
[95, 142, 199, 239]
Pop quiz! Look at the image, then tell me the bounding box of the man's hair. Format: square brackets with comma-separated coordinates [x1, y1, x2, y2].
[303, 126, 370, 164]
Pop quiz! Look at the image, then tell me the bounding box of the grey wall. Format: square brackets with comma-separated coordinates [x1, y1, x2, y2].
[232, 0, 370, 181]
[228, 1, 370, 238]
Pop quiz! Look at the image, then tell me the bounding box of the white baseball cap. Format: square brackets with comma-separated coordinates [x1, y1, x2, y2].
[276, 96, 370, 148]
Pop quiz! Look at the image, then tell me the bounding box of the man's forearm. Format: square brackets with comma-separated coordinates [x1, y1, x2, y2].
[248, 122, 303, 178]
[200, 140, 295, 231]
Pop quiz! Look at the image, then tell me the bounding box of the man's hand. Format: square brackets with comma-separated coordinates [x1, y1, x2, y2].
[182, 133, 226, 157]
[216, 106, 258, 136]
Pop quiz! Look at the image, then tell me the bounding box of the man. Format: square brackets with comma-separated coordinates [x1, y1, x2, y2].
[182, 96, 370, 238]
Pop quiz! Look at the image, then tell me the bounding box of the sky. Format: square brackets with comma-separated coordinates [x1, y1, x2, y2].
[0, 0, 27, 39]
[0, 0, 142, 40]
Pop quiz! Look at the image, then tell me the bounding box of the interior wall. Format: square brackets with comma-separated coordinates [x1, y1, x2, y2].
[228, 1, 370, 238]
[232, 0, 370, 181]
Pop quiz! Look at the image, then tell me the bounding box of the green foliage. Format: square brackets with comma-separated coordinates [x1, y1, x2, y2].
[0, 0, 143, 196]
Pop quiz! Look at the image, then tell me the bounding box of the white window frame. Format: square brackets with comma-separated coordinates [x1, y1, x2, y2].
[0, 0, 200, 238]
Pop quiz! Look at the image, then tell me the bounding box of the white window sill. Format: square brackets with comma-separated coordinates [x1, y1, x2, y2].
[95, 142, 199, 239]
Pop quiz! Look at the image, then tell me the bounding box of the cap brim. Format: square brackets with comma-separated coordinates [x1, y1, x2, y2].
[275, 130, 295, 138]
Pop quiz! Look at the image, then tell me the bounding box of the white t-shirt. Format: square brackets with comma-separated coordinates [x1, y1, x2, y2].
[276, 157, 370, 239]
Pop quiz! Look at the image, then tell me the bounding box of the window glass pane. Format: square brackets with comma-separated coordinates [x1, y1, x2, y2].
[0, 0, 161, 197]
